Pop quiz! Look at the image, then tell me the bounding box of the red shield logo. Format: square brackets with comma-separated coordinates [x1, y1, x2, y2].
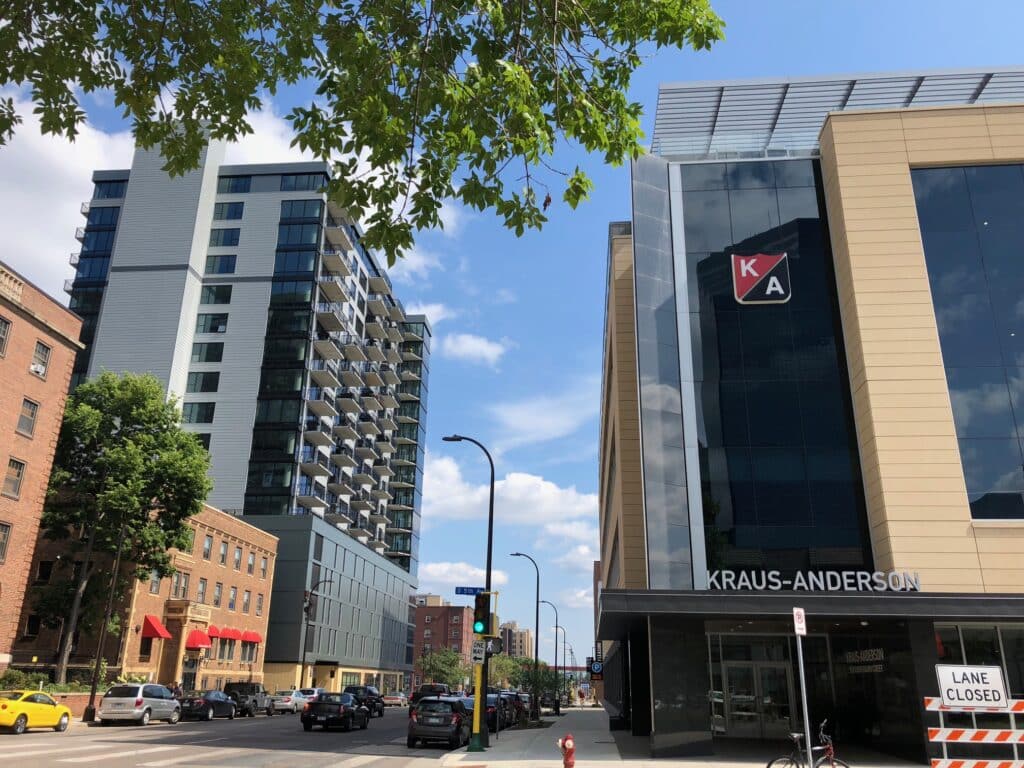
[731, 253, 791, 305]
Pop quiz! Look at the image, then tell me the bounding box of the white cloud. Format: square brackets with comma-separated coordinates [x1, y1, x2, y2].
[439, 333, 511, 367]
[541, 521, 599, 546]
[419, 562, 509, 590]
[422, 453, 597, 527]
[488, 375, 600, 453]
[555, 544, 600, 573]
[0, 90, 135, 299]
[438, 200, 469, 238]
[560, 587, 594, 610]
[405, 301, 458, 325]
[222, 102, 314, 165]
[388, 245, 443, 284]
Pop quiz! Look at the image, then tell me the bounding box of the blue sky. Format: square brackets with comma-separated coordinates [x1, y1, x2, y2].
[1, 0, 1022, 668]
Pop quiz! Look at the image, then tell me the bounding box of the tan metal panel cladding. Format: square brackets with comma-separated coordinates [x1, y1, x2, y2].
[819, 104, 1024, 593]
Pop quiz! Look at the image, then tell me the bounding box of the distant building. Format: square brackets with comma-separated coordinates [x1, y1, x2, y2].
[0, 262, 82, 671]
[498, 621, 533, 659]
[411, 594, 474, 688]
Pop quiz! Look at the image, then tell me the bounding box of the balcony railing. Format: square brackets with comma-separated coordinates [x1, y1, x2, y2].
[296, 479, 326, 501]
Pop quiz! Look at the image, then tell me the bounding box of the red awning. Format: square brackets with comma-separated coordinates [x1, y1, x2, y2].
[207, 625, 222, 638]
[219, 627, 242, 641]
[184, 629, 212, 649]
[141, 615, 172, 640]
[240, 630, 263, 643]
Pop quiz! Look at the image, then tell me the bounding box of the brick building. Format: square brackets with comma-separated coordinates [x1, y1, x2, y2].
[411, 594, 474, 688]
[498, 621, 533, 659]
[0, 262, 82, 671]
[15, 504, 277, 690]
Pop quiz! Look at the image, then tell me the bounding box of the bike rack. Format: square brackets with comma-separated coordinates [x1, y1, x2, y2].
[925, 697, 1024, 768]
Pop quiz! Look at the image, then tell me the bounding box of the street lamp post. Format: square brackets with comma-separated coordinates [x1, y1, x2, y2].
[541, 600, 562, 716]
[298, 578, 333, 688]
[510, 552, 540, 721]
[443, 434, 495, 749]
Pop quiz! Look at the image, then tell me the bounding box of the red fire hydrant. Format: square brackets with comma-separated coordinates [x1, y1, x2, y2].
[557, 733, 576, 768]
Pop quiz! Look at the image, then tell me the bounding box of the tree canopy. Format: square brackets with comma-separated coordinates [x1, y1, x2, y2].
[417, 648, 469, 688]
[42, 371, 212, 682]
[1, 0, 723, 261]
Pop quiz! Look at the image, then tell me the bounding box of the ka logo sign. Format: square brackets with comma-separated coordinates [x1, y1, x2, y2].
[731, 253, 792, 305]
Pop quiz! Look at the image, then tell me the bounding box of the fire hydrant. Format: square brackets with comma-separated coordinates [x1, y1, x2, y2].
[557, 733, 576, 768]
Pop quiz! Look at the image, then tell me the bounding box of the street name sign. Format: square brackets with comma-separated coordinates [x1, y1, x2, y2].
[936, 665, 1009, 709]
[456, 586, 485, 595]
[471, 639, 486, 664]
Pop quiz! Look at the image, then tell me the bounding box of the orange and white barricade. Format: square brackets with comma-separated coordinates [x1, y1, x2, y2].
[926, 698, 1024, 768]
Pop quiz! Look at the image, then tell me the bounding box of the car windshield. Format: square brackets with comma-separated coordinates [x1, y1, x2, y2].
[0, 692, 23, 700]
[317, 693, 351, 704]
[104, 686, 139, 698]
[418, 700, 453, 714]
[343, 686, 364, 693]
[275, 691, 294, 696]
[300, 689, 318, 696]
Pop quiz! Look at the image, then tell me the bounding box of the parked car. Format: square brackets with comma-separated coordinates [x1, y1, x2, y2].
[410, 683, 450, 705]
[271, 689, 308, 713]
[300, 692, 369, 731]
[0, 690, 72, 734]
[407, 696, 470, 749]
[462, 694, 505, 732]
[299, 687, 325, 703]
[382, 691, 408, 707]
[223, 681, 274, 717]
[99, 683, 181, 726]
[499, 691, 521, 725]
[343, 685, 385, 718]
[180, 690, 236, 721]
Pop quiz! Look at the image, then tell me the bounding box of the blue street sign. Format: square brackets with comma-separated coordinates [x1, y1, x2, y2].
[455, 586, 485, 595]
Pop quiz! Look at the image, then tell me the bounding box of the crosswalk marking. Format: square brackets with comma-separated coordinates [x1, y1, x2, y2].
[58, 745, 179, 763]
[323, 756, 383, 768]
[140, 747, 251, 766]
[3, 744, 112, 759]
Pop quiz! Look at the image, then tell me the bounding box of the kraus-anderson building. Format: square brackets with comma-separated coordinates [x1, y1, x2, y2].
[597, 68, 1024, 761]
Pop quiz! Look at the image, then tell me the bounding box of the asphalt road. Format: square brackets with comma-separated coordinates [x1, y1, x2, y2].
[5, 706, 451, 768]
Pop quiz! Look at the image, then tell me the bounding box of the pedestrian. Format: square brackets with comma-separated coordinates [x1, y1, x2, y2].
[171, 681, 183, 699]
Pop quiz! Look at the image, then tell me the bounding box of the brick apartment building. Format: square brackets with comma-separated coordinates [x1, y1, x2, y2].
[498, 621, 533, 659]
[15, 504, 278, 690]
[0, 262, 82, 671]
[412, 594, 474, 687]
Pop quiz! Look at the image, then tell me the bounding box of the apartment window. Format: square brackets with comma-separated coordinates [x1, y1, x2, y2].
[31, 341, 51, 378]
[196, 313, 228, 334]
[3, 458, 25, 499]
[17, 399, 38, 436]
[452, 615, 460, 624]
[280, 199, 323, 219]
[191, 342, 224, 363]
[256, 593, 264, 617]
[217, 176, 251, 194]
[182, 403, 215, 424]
[280, 173, 326, 192]
[186, 372, 220, 393]
[228, 586, 237, 611]
[86, 206, 119, 227]
[202, 535, 213, 560]
[260, 557, 268, 579]
[93, 180, 127, 199]
[213, 202, 244, 220]
[233, 546, 242, 570]
[209, 228, 240, 247]
[0, 522, 12, 564]
[171, 571, 190, 599]
[274, 250, 317, 274]
[247, 552, 255, 575]
[138, 636, 154, 661]
[205, 255, 236, 274]
[277, 223, 320, 247]
[424, 615, 431, 624]
[219, 541, 228, 564]
[213, 582, 223, 607]
[242, 590, 251, 614]
[24, 615, 40, 638]
[196, 433, 211, 450]
[423, 629, 432, 639]
[35, 560, 53, 583]
[200, 285, 233, 304]
[241, 641, 257, 663]
[0, 317, 10, 356]
[197, 578, 208, 604]
[451, 628, 459, 638]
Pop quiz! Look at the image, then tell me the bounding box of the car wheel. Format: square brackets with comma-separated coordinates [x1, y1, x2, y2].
[168, 708, 180, 725]
[359, 713, 368, 730]
[302, 720, 312, 731]
[205, 706, 215, 722]
[247, 707, 255, 718]
[266, 704, 274, 716]
[55, 713, 70, 732]
[228, 706, 235, 720]
[342, 714, 352, 732]
[11, 715, 27, 735]
[407, 736, 417, 748]
[138, 709, 151, 727]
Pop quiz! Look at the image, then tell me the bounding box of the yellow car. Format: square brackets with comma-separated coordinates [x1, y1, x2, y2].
[0, 690, 72, 734]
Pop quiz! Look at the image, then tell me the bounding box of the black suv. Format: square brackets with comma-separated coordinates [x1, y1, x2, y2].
[223, 681, 274, 717]
[343, 685, 384, 718]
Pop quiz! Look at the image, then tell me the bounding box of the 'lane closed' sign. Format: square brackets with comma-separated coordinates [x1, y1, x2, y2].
[935, 665, 1009, 709]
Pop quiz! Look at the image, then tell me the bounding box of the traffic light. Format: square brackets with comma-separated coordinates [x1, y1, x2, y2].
[473, 592, 489, 634]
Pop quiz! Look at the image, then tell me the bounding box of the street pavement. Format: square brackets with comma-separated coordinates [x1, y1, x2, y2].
[5, 707, 447, 767]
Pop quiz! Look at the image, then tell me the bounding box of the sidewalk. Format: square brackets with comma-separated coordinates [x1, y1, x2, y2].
[440, 706, 923, 768]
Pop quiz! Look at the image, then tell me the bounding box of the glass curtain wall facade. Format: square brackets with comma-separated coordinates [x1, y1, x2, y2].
[912, 164, 1024, 519]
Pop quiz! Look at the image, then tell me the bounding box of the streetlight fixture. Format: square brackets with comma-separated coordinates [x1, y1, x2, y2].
[443, 433, 495, 749]
[540, 599, 562, 716]
[298, 578, 333, 688]
[510, 552, 540, 721]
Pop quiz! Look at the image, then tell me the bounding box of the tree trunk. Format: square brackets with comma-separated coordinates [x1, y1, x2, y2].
[54, 530, 95, 685]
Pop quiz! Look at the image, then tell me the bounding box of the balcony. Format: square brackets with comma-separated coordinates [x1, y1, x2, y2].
[369, 506, 390, 524]
[335, 390, 361, 414]
[357, 412, 381, 437]
[383, 343, 403, 365]
[385, 534, 413, 555]
[80, 202, 91, 216]
[327, 469, 355, 496]
[337, 361, 364, 388]
[333, 413, 359, 441]
[330, 443, 357, 469]
[392, 451, 415, 467]
[367, 293, 389, 317]
[309, 359, 342, 389]
[377, 389, 399, 410]
[306, 387, 338, 419]
[389, 302, 406, 323]
[396, 403, 419, 423]
[391, 473, 415, 489]
[380, 364, 401, 387]
[318, 276, 351, 305]
[370, 485, 392, 502]
[352, 466, 375, 487]
[313, 333, 344, 360]
[299, 447, 332, 478]
[401, 344, 422, 362]
[387, 325, 405, 343]
[324, 218, 355, 250]
[374, 435, 395, 455]
[353, 438, 379, 461]
[390, 494, 415, 511]
[303, 418, 335, 448]
[365, 315, 387, 340]
[296, 479, 328, 509]
[397, 383, 420, 402]
[360, 388, 382, 412]
[401, 367, 422, 382]
[379, 413, 398, 432]
[362, 361, 383, 388]
[74, 226, 86, 241]
[322, 248, 353, 277]
[349, 490, 374, 513]
[341, 335, 368, 362]
[315, 302, 346, 332]
[387, 515, 412, 532]
[364, 340, 386, 364]
[368, 273, 392, 295]
[404, 326, 424, 342]
[373, 460, 394, 478]
[368, 536, 389, 552]
[69, 252, 80, 267]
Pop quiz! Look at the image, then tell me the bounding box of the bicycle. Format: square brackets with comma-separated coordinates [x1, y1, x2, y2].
[767, 719, 851, 768]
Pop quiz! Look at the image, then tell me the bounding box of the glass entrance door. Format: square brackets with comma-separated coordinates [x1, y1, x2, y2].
[723, 661, 794, 739]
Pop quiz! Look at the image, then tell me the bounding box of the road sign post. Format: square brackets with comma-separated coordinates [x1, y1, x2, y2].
[471, 639, 486, 665]
[793, 607, 813, 768]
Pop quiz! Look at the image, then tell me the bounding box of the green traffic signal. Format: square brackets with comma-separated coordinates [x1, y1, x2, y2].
[473, 592, 490, 635]
[473, 619, 486, 633]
